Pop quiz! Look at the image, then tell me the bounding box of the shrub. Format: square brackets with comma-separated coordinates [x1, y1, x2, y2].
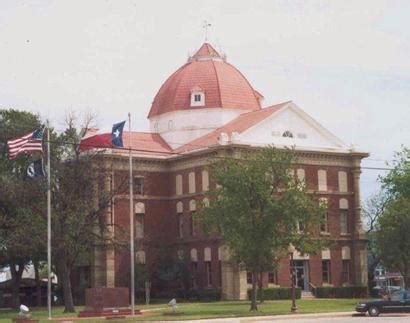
[150, 288, 221, 301]
[247, 287, 301, 300]
[187, 288, 221, 301]
[314, 286, 367, 298]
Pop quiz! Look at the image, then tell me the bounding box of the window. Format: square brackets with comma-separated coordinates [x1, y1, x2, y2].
[268, 271, 277, 284]
[318, 170, 327, 191]
[189, 172, 196, 193]
[178, 213, 184, 238]
[319, 198, 328, 233]
[135, 213, 144, 239]
[206, 261, 213, 286]
[296, 169, 305, 184]
[135, 202, 145, 239]
[282, 130, 294, 138]
[190, 248, 198, 262]
[190, 89, 205, 107]
[135, 250, 146, 264]
[340, 210, 348, 234]
[322, 260, 331, 284]
[133, 177, 144, 195]
[191, 262, 198, 288]
[321, 212, 329, 233]
[202, 170, 209, 191]
[190, 212, 196, 236]
[339, 199, 349, 235]
[342, 260, 350, 283]
[189, 200, 197, 236]
[176, 174, 183, 195]
[338, 171, 348, 192]
[247, 271, 253, 284]
[204, 247, 212, 286]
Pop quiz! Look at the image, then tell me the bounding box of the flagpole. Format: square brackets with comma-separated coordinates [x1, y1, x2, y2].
[129, 113, 135, 316]
[46, 121, 52, 320]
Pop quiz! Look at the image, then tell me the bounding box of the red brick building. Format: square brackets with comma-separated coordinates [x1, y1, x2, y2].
[90, 43, 368, 299]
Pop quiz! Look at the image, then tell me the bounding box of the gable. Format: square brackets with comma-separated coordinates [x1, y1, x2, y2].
[238, 103, 349, 152]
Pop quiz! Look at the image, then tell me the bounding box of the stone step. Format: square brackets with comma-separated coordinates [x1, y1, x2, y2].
[301, 291, 315, 299]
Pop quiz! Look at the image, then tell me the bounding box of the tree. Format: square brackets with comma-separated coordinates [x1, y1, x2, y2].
[198, 146, 327, 311]
[0, 109, 46, 308]
[49, 113, 122, 313]
[362, 192, 388, 294]
[373, 147, 410, 287]
[150, 244, 192, 299]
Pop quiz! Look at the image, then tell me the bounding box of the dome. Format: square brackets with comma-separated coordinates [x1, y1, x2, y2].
[148, 43, 262, 118]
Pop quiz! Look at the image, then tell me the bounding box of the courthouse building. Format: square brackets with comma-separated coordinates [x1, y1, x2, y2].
[89, 42, 368, 299]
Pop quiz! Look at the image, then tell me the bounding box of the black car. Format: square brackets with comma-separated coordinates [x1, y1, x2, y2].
[356, 289, 410, 316]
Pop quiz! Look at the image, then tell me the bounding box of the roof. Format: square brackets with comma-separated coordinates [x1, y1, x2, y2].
[148, 43, 261, 118]
[113, 132, 172, 155]
[80, 131, 172, 155]
[192, 43, 222, 59]
[174, 101, 291, 153]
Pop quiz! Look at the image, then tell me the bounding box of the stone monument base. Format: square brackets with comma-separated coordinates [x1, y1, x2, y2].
[78, 287, 141, 318]
[12, 318, 39, 323]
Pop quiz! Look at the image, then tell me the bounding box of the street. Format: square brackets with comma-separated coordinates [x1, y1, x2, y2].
[253, 314, 410, 323]
[182, 313, 410, 323]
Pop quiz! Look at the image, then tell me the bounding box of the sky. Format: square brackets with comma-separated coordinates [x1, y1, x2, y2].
[0, 0, 409, 201]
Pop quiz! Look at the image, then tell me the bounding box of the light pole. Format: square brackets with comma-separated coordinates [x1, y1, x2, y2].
[288, 244, 298, 313]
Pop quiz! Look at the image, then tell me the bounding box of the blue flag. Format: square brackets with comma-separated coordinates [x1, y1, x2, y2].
[112, 121, 126, 147]
[27, 159, 46, 179]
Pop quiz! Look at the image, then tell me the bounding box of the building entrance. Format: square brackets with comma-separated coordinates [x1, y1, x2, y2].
[293, 260, 309, 291]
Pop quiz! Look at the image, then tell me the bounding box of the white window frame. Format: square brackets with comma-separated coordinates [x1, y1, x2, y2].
[190, 91, 205, 107]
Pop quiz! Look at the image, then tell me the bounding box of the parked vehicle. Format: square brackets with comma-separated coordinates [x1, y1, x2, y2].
[356, 289, 410, 316]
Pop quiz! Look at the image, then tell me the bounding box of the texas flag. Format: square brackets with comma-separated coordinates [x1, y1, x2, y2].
[79, 121, 126, 152]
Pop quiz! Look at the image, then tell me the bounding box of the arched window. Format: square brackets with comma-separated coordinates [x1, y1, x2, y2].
[190, 248, 198, 262]
[282, 131, 294, 138]
[202, 197, 210, 207]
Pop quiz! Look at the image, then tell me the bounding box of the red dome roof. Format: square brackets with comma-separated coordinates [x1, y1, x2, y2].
[148, 43, 262, 118]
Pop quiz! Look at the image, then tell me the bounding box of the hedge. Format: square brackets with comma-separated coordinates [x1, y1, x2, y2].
[148, 288, 221, 301]
[247, 287, 301, 300]
[314, 286, 367, 298]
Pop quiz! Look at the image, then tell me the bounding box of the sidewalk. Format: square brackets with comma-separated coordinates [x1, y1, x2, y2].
[147, 311, 356, 323]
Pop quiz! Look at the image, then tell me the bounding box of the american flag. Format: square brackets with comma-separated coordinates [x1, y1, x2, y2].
[7, 127, 44, 160]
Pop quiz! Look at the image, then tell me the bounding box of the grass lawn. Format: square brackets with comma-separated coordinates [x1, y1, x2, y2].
[0, 299, 359, 322]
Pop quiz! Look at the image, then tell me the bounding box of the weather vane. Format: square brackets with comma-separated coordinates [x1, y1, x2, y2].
[203, 20, 212, 41]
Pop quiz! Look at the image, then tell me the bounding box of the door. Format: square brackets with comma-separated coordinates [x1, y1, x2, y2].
[293, 260, 309, 291]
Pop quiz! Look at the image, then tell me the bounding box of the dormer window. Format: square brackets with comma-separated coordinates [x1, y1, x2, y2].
[190, 86, 205, 107]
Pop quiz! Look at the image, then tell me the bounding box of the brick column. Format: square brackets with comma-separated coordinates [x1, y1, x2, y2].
[220, 246, 247, 300]
[351, 163, 368, 287]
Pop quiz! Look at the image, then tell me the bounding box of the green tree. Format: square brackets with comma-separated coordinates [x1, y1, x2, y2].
[197, 146, 327, 311]
[150, 245, 192, 299]
[0, 109, 46, 308]
[49, 114, 120, 313]
[374, 147, 410, 287]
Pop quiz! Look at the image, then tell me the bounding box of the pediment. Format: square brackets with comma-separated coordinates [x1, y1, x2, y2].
[238, 102, 349, 152]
